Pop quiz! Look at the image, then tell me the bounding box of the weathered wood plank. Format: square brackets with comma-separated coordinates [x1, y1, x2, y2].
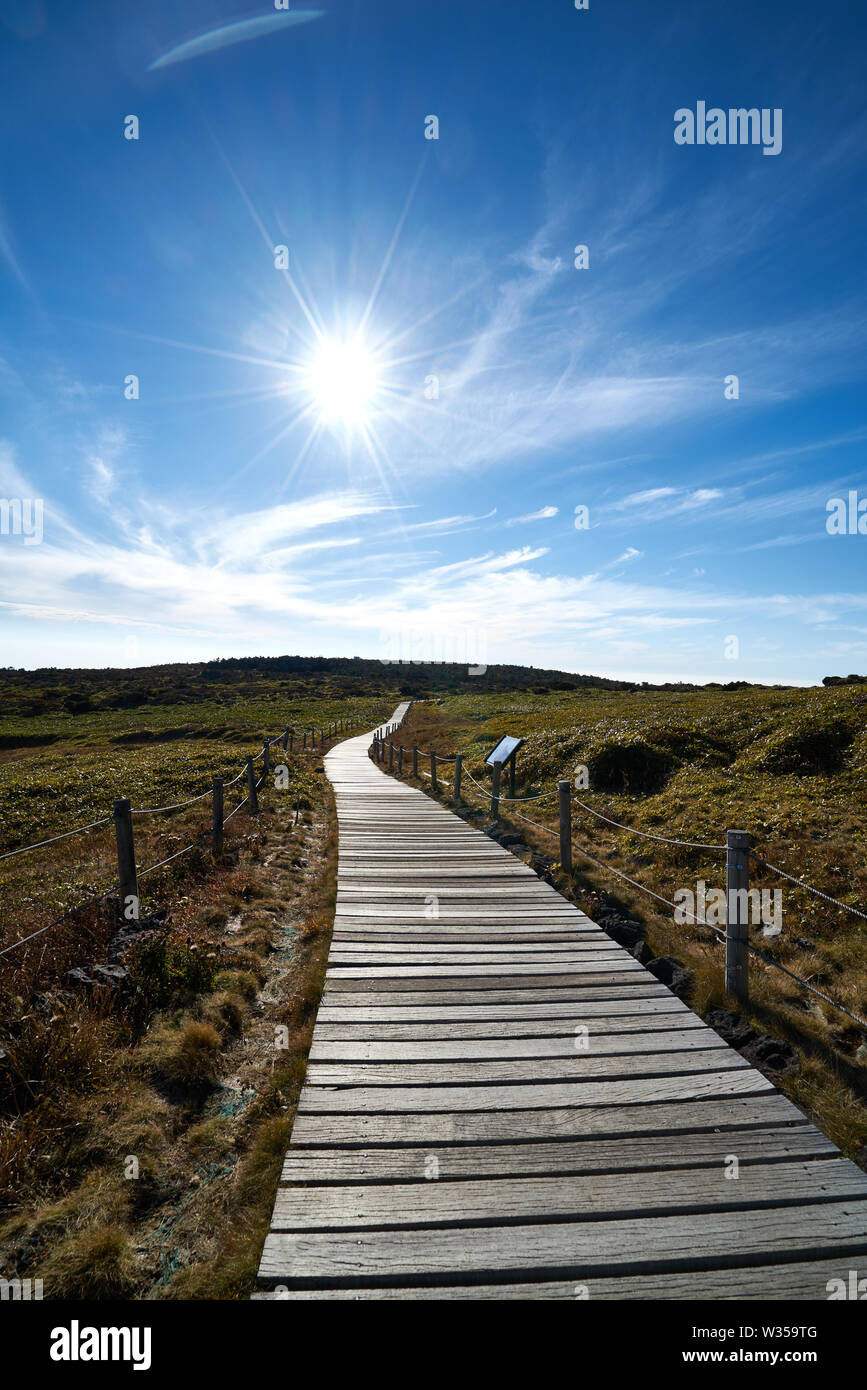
[270, 1160, 867, 1232]
[279, 1126, 837, 1184]
[294, 1068, 773, 1115]
[312, 1013, 704, 1041]
[307, 1028, 727, 1061]
[251, 1257, 864, 1298]
[288, 1093, 808, 1147]
[319, 986, 668, 1006]
[314, 996, 690, 1024]
[257, 1201, 867, 1286]
[302, 1051, 748, 1087]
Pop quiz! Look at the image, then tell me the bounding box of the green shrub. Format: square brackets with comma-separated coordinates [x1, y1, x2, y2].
[129, 940, 214, 1022]
[587, 739, 675, 794]
[756, 717, 856, 775]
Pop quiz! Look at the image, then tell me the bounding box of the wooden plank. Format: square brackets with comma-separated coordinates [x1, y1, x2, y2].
[328, 946, 626, 959]
[280, 1126, 837, 1184]
[294, 1069, 773, 1115]
[312, 1014, 705, 1041]
[302, 1051, 749, 1087]
[313, 997, 691, 1025]
[257, 1201, 867, 1287]
[270, 1160, 867, 1232]
[307, 1028, 727, 1061]
[288, 1093, 808, 1148]
[319, 986, 669, 1006]
[251, 1257, 867, 1298]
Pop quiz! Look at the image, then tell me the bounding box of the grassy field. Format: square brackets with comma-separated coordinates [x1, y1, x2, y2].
[394, 683, 867, 1163]
[2, 660, 866, 1295]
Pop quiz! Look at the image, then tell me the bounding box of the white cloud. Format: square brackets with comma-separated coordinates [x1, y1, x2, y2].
[505, 505, 558, 526]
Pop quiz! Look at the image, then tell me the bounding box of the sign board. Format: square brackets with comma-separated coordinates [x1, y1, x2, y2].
[484, 735, 523, 768]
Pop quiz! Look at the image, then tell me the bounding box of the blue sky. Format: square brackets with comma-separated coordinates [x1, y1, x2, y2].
[0, 0, 865, 682]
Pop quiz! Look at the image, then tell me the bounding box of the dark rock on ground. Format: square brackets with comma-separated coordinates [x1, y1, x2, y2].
[646, 955, 693, 998]
[66, 962, 132, 994]
[630, 940, 654, 965]
[598, 915, 646, 949]
[93, 964, 131, 992]
[706, 1008, 798, 1074]
[109, 908, 169, 962]
[530, 851, 554, 871]
[65, 967, 94, 990]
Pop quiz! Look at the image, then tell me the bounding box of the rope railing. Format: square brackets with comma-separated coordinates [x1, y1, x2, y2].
[371, 724, 867, 1023]
[507, 802, 726, 941]
[0, 712, 375, 958]
[131, 788, 214, 816]
[750, 851, 867, 924]
[570, 793, 725, 852]
[0, 888, 114, 959]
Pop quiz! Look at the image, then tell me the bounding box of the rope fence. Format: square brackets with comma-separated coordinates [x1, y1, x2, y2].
[370, 726, 867, 1028]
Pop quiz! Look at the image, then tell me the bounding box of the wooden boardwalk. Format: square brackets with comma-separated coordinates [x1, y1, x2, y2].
[256, 707, 867, 1299]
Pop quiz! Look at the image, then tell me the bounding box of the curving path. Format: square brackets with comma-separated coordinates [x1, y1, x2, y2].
[255, 707, 867, 1298]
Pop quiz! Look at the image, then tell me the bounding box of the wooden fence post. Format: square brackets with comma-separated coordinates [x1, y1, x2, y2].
[558, 781, 572, 873]
[303, 732, 307, 749]
[726, 829, 751, 1001]
[263, 741, 270, 779]
[113, 797, 138, 914]
[389, 741, 394, 770]
[246, 756, 259, 815]
[283, 727, 289, 751]
[490, 761, 501, 819]
[412, 744, 418, 777]
[454, 753, 463, 802]
[289, 729, 294, 752]
[397, 745, 403, 774]
[430, 750, 438, 791]
[212, 777, 224, 857]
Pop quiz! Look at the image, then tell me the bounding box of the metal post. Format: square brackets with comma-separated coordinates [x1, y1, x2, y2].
[490, 761, 502, 819]
[246, 756, 259, 815]
[454, 753, 463, 802]
[726, 829, 751, 1001]
[431, 750, 438, 791]
[558, 780, 572, 874]
[212, 777, 224, 857]
[398, 745, 403, 774]
[412, 744, 418, 777]
[113, 797, 138, 913]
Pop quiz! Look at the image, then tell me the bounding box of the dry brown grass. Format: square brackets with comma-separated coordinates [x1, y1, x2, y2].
[0, 761, 341, 1299]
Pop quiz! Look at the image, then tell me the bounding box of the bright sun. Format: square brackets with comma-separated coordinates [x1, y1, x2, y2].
[306, 338, 378, 425]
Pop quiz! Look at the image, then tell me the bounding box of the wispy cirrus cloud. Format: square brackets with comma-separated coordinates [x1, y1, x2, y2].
[505, 504, 558, 525]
